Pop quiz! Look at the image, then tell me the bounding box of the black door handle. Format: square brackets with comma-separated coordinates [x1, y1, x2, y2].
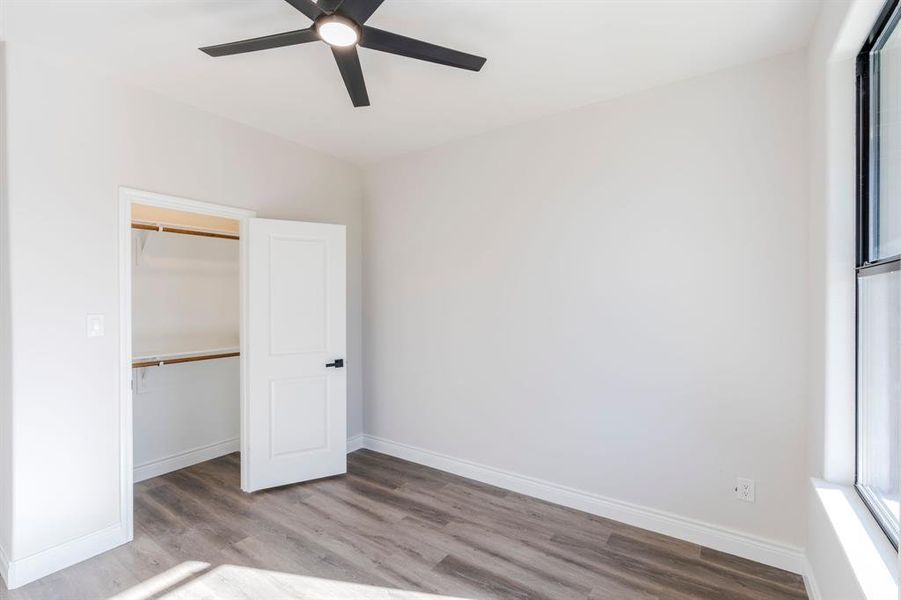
[326, 359, 344, 369]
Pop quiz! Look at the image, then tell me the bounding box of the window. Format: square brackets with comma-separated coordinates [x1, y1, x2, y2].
[857, 0, 901, 548]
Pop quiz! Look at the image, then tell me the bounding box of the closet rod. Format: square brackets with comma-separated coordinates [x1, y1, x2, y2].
[132, 351, 240, 369]
[132, 222, 239, 241]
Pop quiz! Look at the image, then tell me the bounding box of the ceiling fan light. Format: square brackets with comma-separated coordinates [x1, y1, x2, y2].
[317, 16, 360, 47]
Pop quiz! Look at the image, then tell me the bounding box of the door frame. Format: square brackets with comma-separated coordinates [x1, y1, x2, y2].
[117, 187, 256, 542]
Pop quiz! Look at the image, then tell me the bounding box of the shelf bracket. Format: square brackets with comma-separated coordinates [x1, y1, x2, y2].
[134, 230, 152, 267]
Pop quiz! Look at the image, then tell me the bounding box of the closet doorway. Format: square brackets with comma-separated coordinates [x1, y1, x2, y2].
[130, 202, 242, 485]
[118, 188, 348, 541]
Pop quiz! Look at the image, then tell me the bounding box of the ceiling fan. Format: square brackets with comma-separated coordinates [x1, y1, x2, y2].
[200, 0, 487, 108]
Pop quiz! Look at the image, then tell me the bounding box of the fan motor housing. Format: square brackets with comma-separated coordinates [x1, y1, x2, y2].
[315, 14, 361, 48]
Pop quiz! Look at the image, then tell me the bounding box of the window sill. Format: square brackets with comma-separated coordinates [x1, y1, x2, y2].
[811, 479, 898, 600]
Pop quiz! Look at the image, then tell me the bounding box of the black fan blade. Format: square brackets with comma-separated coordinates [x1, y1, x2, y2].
[361, 27, 486, 72]
[283, 0, 325, 21]
[336, 0, 385, 24]
[200, 28, 320, 57]
[318, 0, 344, 12]
[332, 47, 370, 107]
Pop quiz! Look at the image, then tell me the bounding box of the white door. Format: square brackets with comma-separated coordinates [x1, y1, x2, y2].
[243, 218, 346, 492]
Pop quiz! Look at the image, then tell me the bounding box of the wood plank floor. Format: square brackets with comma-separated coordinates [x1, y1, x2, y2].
[2, 450, 807, 599]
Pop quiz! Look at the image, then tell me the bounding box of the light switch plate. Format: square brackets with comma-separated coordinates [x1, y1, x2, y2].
[86, 314, 105, 337]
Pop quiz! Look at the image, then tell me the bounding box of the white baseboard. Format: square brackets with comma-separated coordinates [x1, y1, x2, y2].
[135, 434, 369, 483]
[6, 434, 809, 591]
[4, 522, 128, 590]
[134, 438, 239, 483]
[802, 556, 822, 600]
[361, 434, 806, 575]
[346, 434, 364, 453]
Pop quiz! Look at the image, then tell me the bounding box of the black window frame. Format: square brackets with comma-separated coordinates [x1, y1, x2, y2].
[856, 0, 901, 550]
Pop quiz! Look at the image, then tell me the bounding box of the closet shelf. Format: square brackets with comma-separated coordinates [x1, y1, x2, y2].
[132, 221, 239, 241]
[132, 348, 240, 369]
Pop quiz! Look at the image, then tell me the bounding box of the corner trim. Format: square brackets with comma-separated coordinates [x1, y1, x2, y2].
[3, 522, 128, 590]
[0, 540, 10, 588]
[361, 434, 805, 575]
[346, 434, 364, 453]
[803, 556, 823, 600]
[134, 438, 240, 483]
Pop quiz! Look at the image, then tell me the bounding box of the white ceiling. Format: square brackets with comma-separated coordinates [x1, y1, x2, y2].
[4, 0, 821, 164]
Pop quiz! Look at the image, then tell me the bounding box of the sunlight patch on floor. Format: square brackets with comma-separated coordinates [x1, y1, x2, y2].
[109, 561, 212, 600]
[111, 562, 473, 600]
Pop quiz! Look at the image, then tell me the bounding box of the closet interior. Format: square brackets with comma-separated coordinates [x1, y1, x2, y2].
[131, 203, 241, 483]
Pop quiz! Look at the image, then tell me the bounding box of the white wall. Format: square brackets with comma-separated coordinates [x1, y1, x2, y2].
[2, 40, 363, 577]
[806, 0, 859, 490]
[133, 359, 239, 480]
[804, 1, 894, 597]
[132, 230, 240, 479]
[364, 52, 809, 549]
[132, 230, 239, 356]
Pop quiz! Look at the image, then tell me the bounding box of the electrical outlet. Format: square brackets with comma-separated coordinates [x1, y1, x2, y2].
[734, 478, 755, 503]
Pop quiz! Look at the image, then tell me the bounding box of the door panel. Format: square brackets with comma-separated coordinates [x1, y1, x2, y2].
[270, 376, 328, 456]
[269, 236, 327, 355]
[244, 218, 346, 492]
